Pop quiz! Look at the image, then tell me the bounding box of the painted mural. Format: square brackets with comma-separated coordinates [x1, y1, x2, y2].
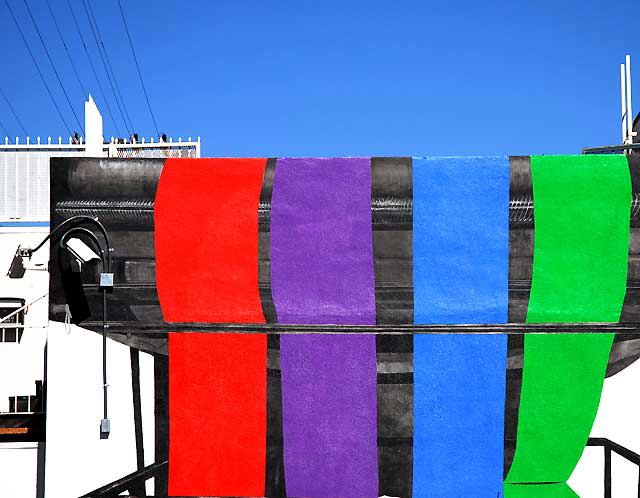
[46, 155, 640, 497]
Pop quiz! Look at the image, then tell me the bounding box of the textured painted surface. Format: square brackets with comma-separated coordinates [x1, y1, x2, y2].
[412, 157, 510, 497]
[504, 482, 579, 498]
[370, 156, 414, 498]
[505, 155, 630, 490]
[270, 158, 378, 497]
[155, 158, 267, 496]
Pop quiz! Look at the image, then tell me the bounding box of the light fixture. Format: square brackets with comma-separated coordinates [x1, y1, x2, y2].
[7, 216, 114, 439]
[7, 246, 32, 279]
[65, 237, 102, 268]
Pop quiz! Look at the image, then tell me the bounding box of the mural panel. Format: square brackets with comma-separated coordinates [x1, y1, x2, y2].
[47, 155, 640, 497]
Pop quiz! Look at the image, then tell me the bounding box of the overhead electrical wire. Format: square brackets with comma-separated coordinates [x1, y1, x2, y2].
[46, 0, 87, 98]
[0, 117, 9, 139]
[3, 0, 72, 136]
[21, 0, 84, 134]
[85, 0, 134, 134]
[66, 0, 121, 137]
[117, 0, 160, 137]
[81, 0, 132, 135]
[0, 86, 28, 136]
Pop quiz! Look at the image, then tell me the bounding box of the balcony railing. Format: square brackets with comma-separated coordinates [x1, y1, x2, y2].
[586, 438, 640, 498]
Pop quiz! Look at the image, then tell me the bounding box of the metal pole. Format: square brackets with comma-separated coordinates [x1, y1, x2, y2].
[604, 445, 612, 498]
[627, 55, 634, 146]
[622, 63, 628, 144]
[103, 287, 107, 421]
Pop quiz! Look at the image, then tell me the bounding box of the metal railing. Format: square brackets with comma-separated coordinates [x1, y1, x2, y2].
[78, 460, 167, 497]
[583, 143, 640, 154]
[587, 438, 640, 498]
[77, 441, 640, 498]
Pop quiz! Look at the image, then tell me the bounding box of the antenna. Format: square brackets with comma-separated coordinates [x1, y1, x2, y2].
[621, 55, 636, 152]
[626, 55, 634, 146]
[621, 62, 627, 144]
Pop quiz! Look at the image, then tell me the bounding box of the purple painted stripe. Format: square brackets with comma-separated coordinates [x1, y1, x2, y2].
[271, 158, 378, 498]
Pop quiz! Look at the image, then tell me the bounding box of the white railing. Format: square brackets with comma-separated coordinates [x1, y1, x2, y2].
[0, 136, 201, 222]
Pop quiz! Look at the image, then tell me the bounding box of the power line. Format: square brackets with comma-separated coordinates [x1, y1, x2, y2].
[0, 86, 28, 136]
[46, 0, 87, 97]
[117, 0, 160, 137]
[21, 0, 84, 134]
[66, 0, 121, 137]
[3, 0, 72, 136]
[81, 0, 131, 135]
[85, 0, 135, 134]
[0, 116, 9, 139]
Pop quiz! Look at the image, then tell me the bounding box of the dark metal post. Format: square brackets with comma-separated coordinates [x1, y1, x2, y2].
[101, 285, 108, 437]
[129, 348, 145, 496]
[605, 444, 612, 498]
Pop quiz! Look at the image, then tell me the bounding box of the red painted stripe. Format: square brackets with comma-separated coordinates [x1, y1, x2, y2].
[168, 333, 266, 496]
[155, 158, 267, 496]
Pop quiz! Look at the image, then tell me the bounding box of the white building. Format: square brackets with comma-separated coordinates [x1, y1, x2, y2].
[0, 97, 200, 497]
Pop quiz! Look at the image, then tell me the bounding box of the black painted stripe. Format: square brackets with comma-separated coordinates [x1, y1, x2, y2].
[505, 155, 533, 479]
[371, 157, 413, 498]
[259, 158, 278, 324]
[260, 158, 286, 496]
[612, 154, 640, 376]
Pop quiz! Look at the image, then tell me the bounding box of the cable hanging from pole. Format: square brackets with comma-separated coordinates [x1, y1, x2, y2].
[66, 0, 121, 137]
[21, 0, 84, 134]
[3, 0, 72, 136]
[0, 85, 28, 136]
[0, 116, 10, 139]
[117, 0, 160, 137]
[80, 0, 131, 136]
[85, 0, 135, 135]
[46, 0, 87, 98]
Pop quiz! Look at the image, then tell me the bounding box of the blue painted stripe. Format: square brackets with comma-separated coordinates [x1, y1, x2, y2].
[412, 157, 509, 498]
[0, 221, 50, 227]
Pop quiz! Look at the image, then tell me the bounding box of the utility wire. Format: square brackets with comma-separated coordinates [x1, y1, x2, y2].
[81, 0, 131, 135]
[21, 0, 84, 134]
[0, 116, 9, 139]
[3, 0, 72, 136]
[0, 86, 28, 136]
[117, 0, 160, 137]
[86, 0, 134, 134]
[46, 0, 87, 97]
[66, 0, 121, 137]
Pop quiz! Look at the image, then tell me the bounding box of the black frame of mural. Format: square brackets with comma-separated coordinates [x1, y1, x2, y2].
[47, 157, 640, 497]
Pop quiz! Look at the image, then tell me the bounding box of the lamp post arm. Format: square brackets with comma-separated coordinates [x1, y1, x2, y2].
[35, 217, 113, 437]
[31, 216, 112, 272]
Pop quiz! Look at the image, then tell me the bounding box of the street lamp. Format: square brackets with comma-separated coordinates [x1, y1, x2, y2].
[7, 215, 114, 439]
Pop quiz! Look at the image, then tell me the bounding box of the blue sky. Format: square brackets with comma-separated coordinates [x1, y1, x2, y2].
[0, 0, 637, 156]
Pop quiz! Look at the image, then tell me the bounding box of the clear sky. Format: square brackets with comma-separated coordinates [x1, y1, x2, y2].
[0, 0, 637, 157]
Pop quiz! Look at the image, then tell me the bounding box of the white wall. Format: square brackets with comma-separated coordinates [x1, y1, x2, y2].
[0, 227, 49, 327]
[0, 227, 48, 406]
[0, 443, 39, 498]
[45, 321, 154, 498]
[570, 357, 640, 497]
[0, 228, 48, 498]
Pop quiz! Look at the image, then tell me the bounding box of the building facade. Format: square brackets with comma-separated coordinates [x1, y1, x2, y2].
[0, 96, 200, 498]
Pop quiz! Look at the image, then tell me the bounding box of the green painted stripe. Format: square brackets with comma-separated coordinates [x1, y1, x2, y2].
[505, 155, 630, 489]
[504, 482, 579, 498]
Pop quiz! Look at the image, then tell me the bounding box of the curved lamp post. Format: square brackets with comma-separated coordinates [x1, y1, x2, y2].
[8, 215, 114, 438]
